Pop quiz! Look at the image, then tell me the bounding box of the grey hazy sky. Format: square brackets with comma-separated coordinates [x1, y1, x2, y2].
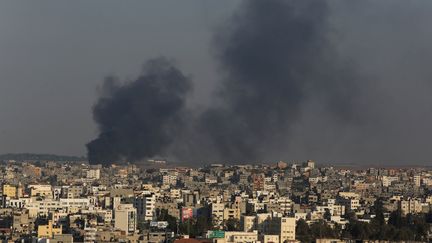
[1, 1, 432, 165]
[0, 1, 239, 156]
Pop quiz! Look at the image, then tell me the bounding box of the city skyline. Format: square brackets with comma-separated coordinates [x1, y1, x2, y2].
[1, 2, 432, 242]
[0, 159, 430, 242]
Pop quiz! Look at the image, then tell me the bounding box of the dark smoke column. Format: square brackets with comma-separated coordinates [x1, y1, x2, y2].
[200, 0, 360, 162]
[87, 58, 191, 165]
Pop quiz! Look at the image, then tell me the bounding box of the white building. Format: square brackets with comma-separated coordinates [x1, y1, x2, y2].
[135, 193, 156, 221]
[59, 198, 90, 213]
[382, 176, 399, 187]
[86, 169, 101, 180]
[84, 227, 97, 243]
[215, 230, 258, 243]
[25, 199, 62, 218]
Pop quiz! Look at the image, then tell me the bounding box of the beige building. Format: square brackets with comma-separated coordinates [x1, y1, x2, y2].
[262, 234, 279, 243]
[3, 184, 17, 198]
[413, 175, 421, 187]
[211, 202, 225, 227]
[279, 217, 296, 243]
[30, 185, 53, 198]
[224, 207, 239, 221]
[37, 220, 62, 238]
[115, 204, 137, 234]
[86, 169, 101, 179]
[13, 210, 34, 234]
[400, 198, 422, 215]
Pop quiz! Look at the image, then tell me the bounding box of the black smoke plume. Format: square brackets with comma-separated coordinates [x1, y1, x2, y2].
[199, 0, 361, 162]
[87, 0, 362, 164]
[86, 58, 191, 164]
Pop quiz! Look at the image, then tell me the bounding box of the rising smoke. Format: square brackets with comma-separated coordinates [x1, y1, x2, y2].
[86, 58, 191, 164]
[87, 0, 363, 164]
[198, 0, 362, 162]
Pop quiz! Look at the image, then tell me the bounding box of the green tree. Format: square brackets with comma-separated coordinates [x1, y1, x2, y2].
[388, 210, 403, 227]
[195, 215, 212, 236]
[179, 219, 196, 236]
[394, 227, 414, 241]
[178, 215, 213, 237]
[426, 209, 432, 223]
[156, 209, 178, 233]
[225, 218, 240, 231]
[323, 209, 332, 221]
[344, 221, 371, 240]
[296, 219, 311, 242]
[309, 220, 338, 239]
[372, 198, 385, 225]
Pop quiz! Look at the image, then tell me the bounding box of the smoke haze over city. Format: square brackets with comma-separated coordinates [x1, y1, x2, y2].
[2, 0, 432, 165]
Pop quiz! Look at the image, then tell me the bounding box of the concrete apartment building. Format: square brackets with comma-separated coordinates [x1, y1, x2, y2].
[135, 193, 156, 221]
[37, 220, 62, 239]
[279, 217, 296, 242]
[115, 204, 137, 234]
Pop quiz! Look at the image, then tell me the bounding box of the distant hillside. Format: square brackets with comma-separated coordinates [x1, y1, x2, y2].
[0, 153, 86, 162]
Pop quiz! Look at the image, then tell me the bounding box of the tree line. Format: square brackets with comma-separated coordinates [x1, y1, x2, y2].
[296, 200, 432, 242]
